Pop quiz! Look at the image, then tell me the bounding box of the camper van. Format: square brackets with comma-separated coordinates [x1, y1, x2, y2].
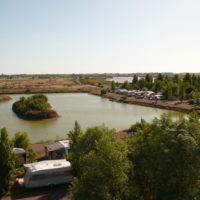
[23, 159, 73, 188]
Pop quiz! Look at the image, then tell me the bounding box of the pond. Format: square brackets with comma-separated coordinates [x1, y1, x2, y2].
[0, 93, 183, 142]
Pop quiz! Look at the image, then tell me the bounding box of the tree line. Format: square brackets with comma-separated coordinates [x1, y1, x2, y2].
[68, 113, 200, 200]
[111, 73, 200, 101]
[2, 112, 200, 199]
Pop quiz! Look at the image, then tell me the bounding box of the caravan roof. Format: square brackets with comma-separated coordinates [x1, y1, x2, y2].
[45, 140, 70, 152]
[13, 147, 26, 155]
[24, 159, 71, 173]
[58, 140, 70, 149]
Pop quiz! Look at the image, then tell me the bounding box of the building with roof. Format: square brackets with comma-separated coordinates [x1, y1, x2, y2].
[44, 140, 70, 160]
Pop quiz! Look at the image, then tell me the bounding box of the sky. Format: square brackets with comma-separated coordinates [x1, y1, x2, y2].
[0, 0, 200, 74]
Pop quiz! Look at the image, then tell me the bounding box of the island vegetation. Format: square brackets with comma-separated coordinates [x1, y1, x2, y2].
[12, 94, 59, 120]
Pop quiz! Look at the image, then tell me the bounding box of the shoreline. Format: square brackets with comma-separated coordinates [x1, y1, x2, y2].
[0, 95, 12, 102]
[2, 87, 194, 115]
[0, 75, 195, 115]
[89, 90, 194, 115]
[13, 114, 61, 121]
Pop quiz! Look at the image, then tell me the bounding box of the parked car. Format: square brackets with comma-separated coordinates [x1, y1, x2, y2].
[155, 95, 164, 100]
[135, 92, 145, 99]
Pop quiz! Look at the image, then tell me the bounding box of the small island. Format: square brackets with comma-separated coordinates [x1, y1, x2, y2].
[0, 95, 12, 102]
[12, 94, 59, 120]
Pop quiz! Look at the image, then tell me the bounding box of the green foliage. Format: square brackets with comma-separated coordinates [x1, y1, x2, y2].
[111, 81, 116, 91]
[138, 78, 145, 90]
[13, 132, 36, 162]
[101, 89, 107, 95]
[77, 77, 109, 86]
[132, 75, 138, 84]
[69, 125, 130, 200]
[67, 121, 83, 175]
[128, 73, 200, 100]
[157, 73, 164, 81]
[0, 128, 16, 196]
[12, 94, 58, 120]
[121, 81, 130, 90]
[128, 114, 200, 200]
[145, 74, 153, 83]
[162, 83, 173, 100]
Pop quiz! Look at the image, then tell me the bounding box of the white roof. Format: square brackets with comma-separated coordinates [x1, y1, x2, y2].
[45, 140, 70, 152]
[13, 148, 26, 154]
[24, 159, 71, 173]
[58, 140, 70, 149]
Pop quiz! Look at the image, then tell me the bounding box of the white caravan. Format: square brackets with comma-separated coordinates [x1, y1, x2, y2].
[23, 159, 73, 188]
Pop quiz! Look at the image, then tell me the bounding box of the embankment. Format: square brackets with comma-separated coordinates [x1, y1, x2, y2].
[90, 90, 194, 114]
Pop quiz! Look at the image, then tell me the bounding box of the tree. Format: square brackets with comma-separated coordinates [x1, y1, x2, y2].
[101, 89, 107, 95]
[69, 126, 130, 200]
[172, 74, 180, 83]
[157, 73, 164, 81]
[0, 128, 16, 196]
[145, 74, 153, 83]
[128, 114, 200, 200]
[138, 78, 145, 90]
[121, 81, 130, 90]
[68, 121, 83, 175]
[153, 80, 163, 93]
[132, 75, 138, 84]
[111, 81, 116, 92]
[172, 83, 179, 98]
[13, 132, 36, 162]
[183, 73, 192, 84]
[162, 84, 172, 100]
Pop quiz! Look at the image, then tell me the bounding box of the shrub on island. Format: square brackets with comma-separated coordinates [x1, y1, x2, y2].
[12, 94, 59, 120]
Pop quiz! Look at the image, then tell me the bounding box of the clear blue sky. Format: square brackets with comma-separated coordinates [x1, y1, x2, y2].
[0, 0, 200, 74]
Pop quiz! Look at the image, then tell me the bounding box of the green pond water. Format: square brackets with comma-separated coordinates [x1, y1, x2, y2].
[0, 93, 184, 142]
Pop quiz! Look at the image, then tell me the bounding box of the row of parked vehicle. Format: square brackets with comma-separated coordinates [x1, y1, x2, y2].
[115, 89, 164, 100]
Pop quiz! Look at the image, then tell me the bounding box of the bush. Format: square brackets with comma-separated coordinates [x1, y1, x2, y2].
[101, 89, 107, 95]
[12, 94, 58, 120]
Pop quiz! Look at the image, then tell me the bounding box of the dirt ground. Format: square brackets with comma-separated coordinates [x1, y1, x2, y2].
[1, 184, 70, 200]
